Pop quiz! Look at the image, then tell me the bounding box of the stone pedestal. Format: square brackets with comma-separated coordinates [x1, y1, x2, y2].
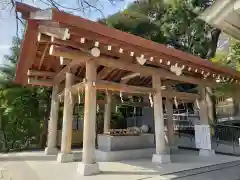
[57, 153, 74, 163]
[199, 149, 215, 157]
[77, 162, 100, 176]
[152, 154, 171, 164]
[44, 147, 58, 155]
[98, 134, 155, 151]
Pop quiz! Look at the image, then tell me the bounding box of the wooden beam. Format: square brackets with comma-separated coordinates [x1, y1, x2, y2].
[96, 80, 156, 94]
[30, 9, 53, 20]
[58, 79, 198, 101]
[51, 37, 84, 50]
[162, 80, 182, 86]
[27, 70, 56, 77]
[58, 80, 85, 100]
[49, 45, 89, 62]
[70, 80, 86, 94]
[60, 57, 71, 65]
[53, 61, 78, 84]
[163, 91, 199, 101]
[38, 42, 49, 69]
[37, 33, 50, 42]
[49, 45, 215, 86]
[28, 77, 53, 87]
[38, 25, 70, 40]
[68, 79, 155, 95]
[49, 45, 89, 83]
[115, 101, 150, 107]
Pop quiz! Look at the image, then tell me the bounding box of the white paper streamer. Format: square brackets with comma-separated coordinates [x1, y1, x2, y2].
[78, 88, 81, 104]
[97, 104, 100, 113]
[120, 92, 124, 103]
[149, 93, 153, 107]
[174, 96, 178, 108]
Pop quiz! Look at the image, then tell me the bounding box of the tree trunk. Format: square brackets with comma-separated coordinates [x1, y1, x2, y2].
[40, 90, 51, 149]
[40, 113, 49, 149]
[206, 28, 221, 59]
[206, 28, 221, 123]
[232, 92, 240, 117]
[0, 114, 8, 152]
[233, 99, 239, 116]
[2, 130, 8, 152]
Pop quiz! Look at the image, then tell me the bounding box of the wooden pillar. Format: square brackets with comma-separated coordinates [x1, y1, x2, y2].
[165, 99, 175, 149]
[152, 76, 170, 164]
[196, 86, 215, 156]
[57, 72, 75, 163]
[78, 60, 100, 176]
[199, 87, 208, 125]
[206, 87, 216, 123]
[104, 91, 112, 133]
[45, 84, 59, 155]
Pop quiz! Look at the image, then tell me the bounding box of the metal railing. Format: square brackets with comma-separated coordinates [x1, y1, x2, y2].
[211, 124, 240, 145]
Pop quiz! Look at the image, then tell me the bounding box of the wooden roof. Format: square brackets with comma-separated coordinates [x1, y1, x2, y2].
[15, 2, 240, 89]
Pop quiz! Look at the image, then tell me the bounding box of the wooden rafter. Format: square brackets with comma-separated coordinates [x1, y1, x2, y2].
[97, 67, 114, 80]
[28, 77, 53, 87]
[27, 70, 56, 77]
[121, 72, 140, 84]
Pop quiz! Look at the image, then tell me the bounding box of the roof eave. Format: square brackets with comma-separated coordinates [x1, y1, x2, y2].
[14, 20, 39, 85]
[198, 0, 234, 25]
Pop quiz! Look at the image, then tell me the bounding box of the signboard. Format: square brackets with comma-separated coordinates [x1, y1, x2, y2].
[195, 125, 211, 150]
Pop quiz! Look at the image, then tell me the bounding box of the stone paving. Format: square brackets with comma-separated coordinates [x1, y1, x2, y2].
[0, 149, 239, 180]
[177, 164, 240, 180]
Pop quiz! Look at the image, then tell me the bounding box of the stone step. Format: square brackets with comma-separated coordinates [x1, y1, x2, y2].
[160, 160, 240, 180]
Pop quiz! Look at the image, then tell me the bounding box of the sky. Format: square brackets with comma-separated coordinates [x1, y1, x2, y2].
[0, 0, 134, 65]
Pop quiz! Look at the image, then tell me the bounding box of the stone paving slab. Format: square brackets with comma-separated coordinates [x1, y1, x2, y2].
[0, 149, 240, 180]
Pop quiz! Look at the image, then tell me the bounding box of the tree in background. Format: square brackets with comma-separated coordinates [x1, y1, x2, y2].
[212, 37, 240, 117]
[0, 36, 51, 152]
[105, 0, 220, 121]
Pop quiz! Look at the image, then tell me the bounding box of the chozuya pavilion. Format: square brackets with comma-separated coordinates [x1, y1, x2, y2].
[14, 2, 240, 176]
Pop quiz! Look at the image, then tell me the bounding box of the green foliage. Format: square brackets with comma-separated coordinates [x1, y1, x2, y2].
[104, 0, 217, 97]
[96, 109, 124, 134]
[212, 39, 240, 98]
[0, 36, 51, 151]
[105, 0, 215, 59]
[227, 41, 240, 71]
